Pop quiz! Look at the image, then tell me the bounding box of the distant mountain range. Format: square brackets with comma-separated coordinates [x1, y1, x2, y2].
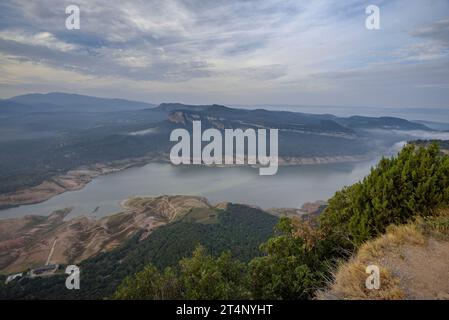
[5, 92, 155, 112]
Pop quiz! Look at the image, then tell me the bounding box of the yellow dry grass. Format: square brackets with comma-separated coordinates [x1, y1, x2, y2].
[318, 210, 449, 300]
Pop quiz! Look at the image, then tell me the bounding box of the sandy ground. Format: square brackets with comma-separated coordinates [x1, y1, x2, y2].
[383, 238, 449, 299]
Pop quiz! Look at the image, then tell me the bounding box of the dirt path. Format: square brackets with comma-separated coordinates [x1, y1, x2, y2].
[45, 239, 57, 266]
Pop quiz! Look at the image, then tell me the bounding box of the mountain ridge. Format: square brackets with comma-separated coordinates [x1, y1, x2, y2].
[6, 92, 155, 112]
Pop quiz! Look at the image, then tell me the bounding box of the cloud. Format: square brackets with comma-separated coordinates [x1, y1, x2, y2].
[0, 0, 448, 108]
[392, 130, 449, 141]
[391, 19, 449, 62]
[410, 19, 449, 45]
[391, 42, 448, 62]
[0, 30, 77, 51]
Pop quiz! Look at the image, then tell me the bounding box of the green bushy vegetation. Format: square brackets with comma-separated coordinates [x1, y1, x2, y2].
[113, 246, 250, 300]
[321, 142, 449, 246]
[113, 218, 340, 300]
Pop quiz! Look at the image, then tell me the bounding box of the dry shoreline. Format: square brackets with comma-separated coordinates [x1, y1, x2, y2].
[0, 153, 370, 210]
[0, 154, 166, 211]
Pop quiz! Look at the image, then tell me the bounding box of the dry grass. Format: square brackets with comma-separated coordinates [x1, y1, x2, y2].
[318, 211, 449, 300]
[318, 261, 404, 300]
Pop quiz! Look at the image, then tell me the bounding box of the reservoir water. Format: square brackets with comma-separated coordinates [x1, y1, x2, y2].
[0, 159, 380, 220]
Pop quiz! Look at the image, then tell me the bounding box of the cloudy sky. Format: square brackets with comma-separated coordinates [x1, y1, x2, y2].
[0, 0, 448, 108]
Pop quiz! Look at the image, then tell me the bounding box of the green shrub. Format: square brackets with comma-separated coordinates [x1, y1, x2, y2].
[321, 143, 449, 246]
[112, 246, 249, 300]
[248, 218, 324, 299]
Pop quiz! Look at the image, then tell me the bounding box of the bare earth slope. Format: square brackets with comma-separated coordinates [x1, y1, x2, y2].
[0, 195, 213, 274]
